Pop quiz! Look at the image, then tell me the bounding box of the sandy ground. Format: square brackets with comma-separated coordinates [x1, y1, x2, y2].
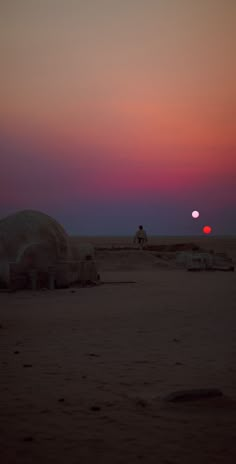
[1, 236, 236, 463]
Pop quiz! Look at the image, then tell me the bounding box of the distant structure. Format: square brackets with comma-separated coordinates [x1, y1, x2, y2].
[0, 210, 99, 290]
[176, 250, 234, 271]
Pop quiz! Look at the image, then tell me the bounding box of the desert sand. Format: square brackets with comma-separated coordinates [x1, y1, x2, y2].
[1, 236, 236, 463]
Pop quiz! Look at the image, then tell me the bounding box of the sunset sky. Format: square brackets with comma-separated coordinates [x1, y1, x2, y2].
[1, 0, 235, 234]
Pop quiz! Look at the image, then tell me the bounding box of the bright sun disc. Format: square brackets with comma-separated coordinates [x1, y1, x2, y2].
[192, 210, 199, 219]
[203, 225, 212, 234]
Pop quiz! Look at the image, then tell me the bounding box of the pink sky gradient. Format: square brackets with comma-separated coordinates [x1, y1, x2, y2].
[0, 0, 235, 234]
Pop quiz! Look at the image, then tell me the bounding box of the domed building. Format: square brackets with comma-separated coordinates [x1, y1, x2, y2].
[0, 210, 98, 290]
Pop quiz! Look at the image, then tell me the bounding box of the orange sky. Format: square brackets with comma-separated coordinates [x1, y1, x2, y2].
[0, 0, 235, 233]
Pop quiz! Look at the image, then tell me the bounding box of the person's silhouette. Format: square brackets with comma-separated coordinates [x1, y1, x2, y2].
[133, 225, 148, 249]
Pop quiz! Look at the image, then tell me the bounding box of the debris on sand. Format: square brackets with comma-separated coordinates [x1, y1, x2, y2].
[164, 388, 224, 403]
[90, 405, 101, 411]
[22, 436, 34, 442]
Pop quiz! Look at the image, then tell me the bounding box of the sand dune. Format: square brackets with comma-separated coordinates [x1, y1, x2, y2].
[1, 236, 236, 463]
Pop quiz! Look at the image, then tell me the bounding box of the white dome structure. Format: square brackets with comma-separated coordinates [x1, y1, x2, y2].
[0, 210, 69, 262]
[0, 210, 98, 290]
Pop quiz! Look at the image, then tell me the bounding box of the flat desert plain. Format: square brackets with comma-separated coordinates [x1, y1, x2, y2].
[1, 236, 236, 463]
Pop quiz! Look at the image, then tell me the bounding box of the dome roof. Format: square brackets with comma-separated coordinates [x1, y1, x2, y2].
[0, 210, 69, 261]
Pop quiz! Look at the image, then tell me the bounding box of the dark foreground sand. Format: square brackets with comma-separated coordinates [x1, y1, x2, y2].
[1, 237, 236, 463]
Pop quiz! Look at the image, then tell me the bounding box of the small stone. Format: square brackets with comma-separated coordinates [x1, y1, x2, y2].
[165, 388, 223, 403]
[136, 399, 148, 408]
[173, 338, 180, 343]
[14, 351, 20, 355]
[23, 364, 32, 368]
[58, 398, 65, 402]
[90, 405, 101, 411]
[23, 436, 34, 442]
